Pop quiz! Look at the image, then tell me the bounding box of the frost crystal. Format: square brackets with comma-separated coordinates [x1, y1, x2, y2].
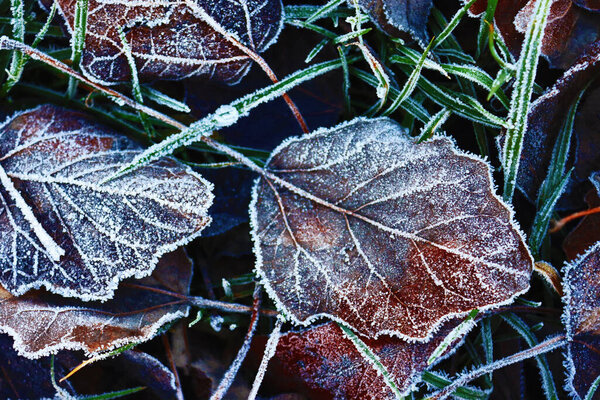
[250, 117, 532, 340]
[0, 105, 213, 301]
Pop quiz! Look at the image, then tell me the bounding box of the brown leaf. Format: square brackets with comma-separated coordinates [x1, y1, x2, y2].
[356, 0, 433, 44]
[271, 320, 465, 399]
[250, 118, 532, 340]
[0, 105, 212, 301]
[49, 0, 283, 84]
[563, 187, 600, 261]
[471, 0, 600, 69]
[0, 249, 192, 358]
[562, 241, 600, 399]
[514, 42, 600, 208]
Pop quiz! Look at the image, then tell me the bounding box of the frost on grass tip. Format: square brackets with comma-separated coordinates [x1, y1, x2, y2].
[250, 117, 533, 340]
[562, 241, 600, 399]
[45, 0, 284, 85]
[0, 105, 213, 301]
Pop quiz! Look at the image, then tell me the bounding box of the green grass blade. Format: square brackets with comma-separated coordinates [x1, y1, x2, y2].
[283, 4, 353, 21]
[0, 0, 24, 95]
[502, 0, 553, 202]
[432, 0, 478, 49]
[585, 375, 600, 400]
[421, 371, 489, 400]
[305, 38, 328, 63]
[428, 309, 478, 366]
[305, 0, 345, 23]
[338, 323, 404, 399]
[80, 387, 146, 400]
[501, 313, 558, 400]
[418, 108, 451, 143]
[141, 86, 191, 113]
[66, 0, 89, 96]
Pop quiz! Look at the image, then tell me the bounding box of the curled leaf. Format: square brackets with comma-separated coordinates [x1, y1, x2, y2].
[562, 241, 600, 399]
[271, 320, 466, 399]
[48, 0, 283, 84]
[250, 117, 532, 339]
[0, 249, 192, 358]
[0, 105, 213, 301]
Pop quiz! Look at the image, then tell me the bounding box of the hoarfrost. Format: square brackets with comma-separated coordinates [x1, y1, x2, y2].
[250, 117, 532, 340]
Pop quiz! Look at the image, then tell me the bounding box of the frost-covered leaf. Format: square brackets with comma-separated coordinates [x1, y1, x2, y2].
[0, 249, 192, 358]
[0, 105, 213, 300]
[562, 241, 600, 399]
[0, 333, 76, 398]
[271, 320, 466, 399]
[115, 350, 179, 399]
[250, 117, 532, 339]
[47, 0, 283, 84]
[563, 185, 600, 261]
[356, 0, 433, 44]
[514, 42, 600, 208]
[470, 0, 600, 69]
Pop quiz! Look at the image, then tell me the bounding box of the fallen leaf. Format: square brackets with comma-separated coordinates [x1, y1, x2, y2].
[470, 0, 600, 68]
[250, 117, 532, 339]
[271, 320, 466, 399]
[48, 0, 283, 84]
[357, 0, 433, 45]
[0, 249, 192, 358]
[563, 185, 600, 261]
[0, 333, 76, 398]
[514, 42, 600, 208]
[0, 105, 213, 300]
[113, 350, 179, 399]
[562, 241, 600, 399]
[573, 0, 600, 11]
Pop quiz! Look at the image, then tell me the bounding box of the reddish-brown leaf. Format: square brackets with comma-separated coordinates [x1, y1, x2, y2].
[271, 321, 465, 399]
[0, 249, 192, 358]
[48, 0, 283, 84]
[470, 0, 600, 68]
[250, 118, 532, 340]
[562, 241, 600, 399]
[563, 186, 600, 261]
[0, 106, 212, 301]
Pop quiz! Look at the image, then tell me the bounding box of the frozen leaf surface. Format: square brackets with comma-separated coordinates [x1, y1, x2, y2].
[272, 320, 465, 399]
[356, 0, 433, 44]
[250, 118, 532, 339]
[0, 105, 213, 301]
[49, 0, 283, 84]
[562, 241, 600, 399]
[0, 249, 193, 358]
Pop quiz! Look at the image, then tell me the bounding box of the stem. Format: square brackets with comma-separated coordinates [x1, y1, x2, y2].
[210, 285, 262, 400]
[162, 335, 184, 400]
[550, 206, 600, 233]
[248, 317, 283, 400]
[428, 335, 567, 399]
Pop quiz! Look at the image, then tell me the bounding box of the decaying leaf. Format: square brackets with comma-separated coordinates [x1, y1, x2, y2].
[271, 320, 466, 399]
[562, 241, 600, 399]
[470, 0, 600, 69]
[0, 105, 213, 301]
[250, 117, 532, 340]
[0, 334, 76, 399]
[514, 41, 600, 208]
[114, 350, 179, 399]
[0, 249, 192, 358]
[48, 0, 283, 84]
[356, 0, 433, 45]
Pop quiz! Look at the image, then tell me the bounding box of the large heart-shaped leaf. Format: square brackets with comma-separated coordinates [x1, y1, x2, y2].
[562, 241, 600, 399]
[250, 118, 532, 339]
[0, 105, 212, 301]
[49, 0, 283, 84]
[272, 320, 467, 399]
[0, 249, 192, 358]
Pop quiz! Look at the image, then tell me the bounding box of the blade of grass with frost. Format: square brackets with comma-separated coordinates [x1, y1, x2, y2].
[283, 4, 353, 21]
[502, 0, 553, 202]
[350, 67, 430, 122]
[80, 387, 146, 400]
[0, 0, 24, 96]
[501, 314, 558, 400]
[488, 68, 512, 101]
[141, 86, 191, 113]
[337, 46, 351, 112]
[118, 26, 156, 139]
[421, 371, 489, 400]
[431, 0, 478, 49]
[286, 19, 337, 39]
[67, 0, 89, 97]
[585, 375, 600, 400]
[418, 108, 451, 143]
[481, 319, 494, 388]
[476, 0, 498, 59]
[382, 39, 433, 116]
[338, 323, 404, 399]
[108, 57, 355, 182]
[305, 38, 328, 63]
[305, 0, 346, 23]
[428, 309, 478, 366]
[394, 46, 448, 77]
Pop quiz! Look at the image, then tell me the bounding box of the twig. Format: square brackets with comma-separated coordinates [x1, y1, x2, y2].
[248, 317, 284, 400]
[162, 335, 184, 400]
[550, 206, 600, 233]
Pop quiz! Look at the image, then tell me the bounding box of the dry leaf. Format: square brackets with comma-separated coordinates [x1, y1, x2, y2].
[49, 0, 283, 84]
[0, 249, 192, 358]
[563, 186, 600, 261]
[250, 118, 532, 340]
[562, 241, 600, 399]
[0, 105, 212, 301]
[272, 320, 466, 399]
